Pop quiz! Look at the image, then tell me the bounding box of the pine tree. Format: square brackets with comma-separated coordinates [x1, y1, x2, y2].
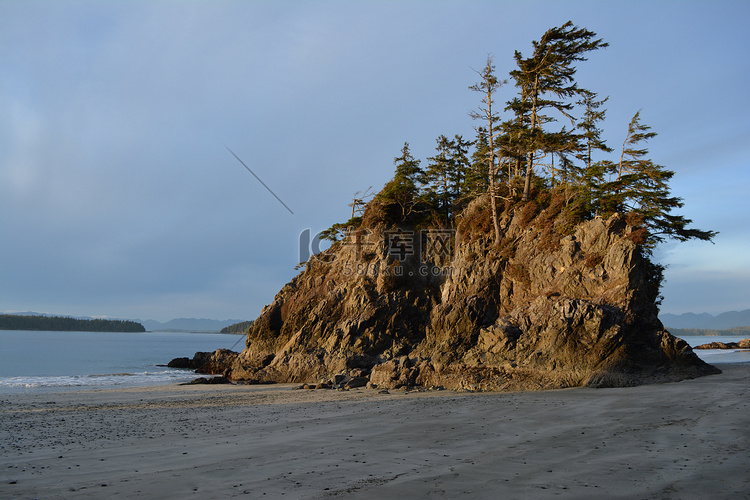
[495, 114, 527, 196]
[469, 54, 507, 243]
[573, 92, 613, 214]
[509, 21, 608, 203]
[424, 135, 455, 223]
[450, 134, 474, 211]
[467, 128, 490, 196]
[393, 141, 423, 183]
[597, 112, 717, 247]
[378, 142, 424, 223]
[577, 91, 612, 170]
[423, 134, 474, 224]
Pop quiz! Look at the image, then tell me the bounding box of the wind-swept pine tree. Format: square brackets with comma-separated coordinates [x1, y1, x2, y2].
[577, 91, 612, 170]
[573, 92, 613, 214]
[596, 112, 716, 247]
[509, 21, 608, 203]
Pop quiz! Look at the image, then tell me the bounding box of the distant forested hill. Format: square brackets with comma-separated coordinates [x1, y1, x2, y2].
[0, 314, 145, 332]
[220, 321, 253, 334]
[667, 326, 750, 337]
[660, 309, 750, 329]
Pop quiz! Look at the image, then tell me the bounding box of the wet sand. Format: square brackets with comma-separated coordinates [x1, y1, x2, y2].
[1, 363, 748, 499]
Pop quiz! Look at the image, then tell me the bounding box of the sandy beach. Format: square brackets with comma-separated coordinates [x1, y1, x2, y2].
[2, 364, 748, 499]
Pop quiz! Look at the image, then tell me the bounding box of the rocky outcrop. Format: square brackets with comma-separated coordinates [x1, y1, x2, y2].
[202, 196, 720, 391]
[168, 349, 239, 375]
[184, 376, 232, 385]
[694, 339, 750, 350]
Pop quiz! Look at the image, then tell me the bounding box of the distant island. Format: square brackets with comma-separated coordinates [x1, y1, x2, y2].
[220, 321, 254, 334]
[667, 326, 750, 337]
[0, 314, 145, 332]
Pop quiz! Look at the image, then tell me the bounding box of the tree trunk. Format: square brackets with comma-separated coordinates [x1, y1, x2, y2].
[522, 152, 533, 202]
[489, 164, 501, 244]
[488, 112, 501, 244]
[522, 75, 540, 203]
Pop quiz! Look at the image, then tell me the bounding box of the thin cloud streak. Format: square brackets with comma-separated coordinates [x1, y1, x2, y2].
[222, 143, 294, 215]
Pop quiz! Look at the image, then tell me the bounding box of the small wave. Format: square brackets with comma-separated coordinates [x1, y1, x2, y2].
[695, 348, 750, 364]
[0, 370, 197, 392]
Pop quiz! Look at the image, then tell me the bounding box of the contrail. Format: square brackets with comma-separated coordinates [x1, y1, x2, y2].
[222, 142, 294, 215]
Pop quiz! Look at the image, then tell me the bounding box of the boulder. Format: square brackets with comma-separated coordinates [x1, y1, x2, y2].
[167, 357, 192, 369]
[185, 376, 231, 385]
[191, 349, 239, 374]
[344, 376, 369, 389]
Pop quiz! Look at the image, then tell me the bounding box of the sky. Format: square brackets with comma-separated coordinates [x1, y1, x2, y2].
[1, 0, 748, 322]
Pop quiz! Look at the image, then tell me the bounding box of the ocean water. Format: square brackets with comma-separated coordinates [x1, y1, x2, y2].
[0, 331, 746, 395]
[0, 330, 245, 394]
[682, 335, 750, 364]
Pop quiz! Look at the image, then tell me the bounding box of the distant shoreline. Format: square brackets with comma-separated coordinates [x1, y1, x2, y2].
[666, 326, 750, 336]
[147, 329, 244, 334]
[0, 314, 145, 333]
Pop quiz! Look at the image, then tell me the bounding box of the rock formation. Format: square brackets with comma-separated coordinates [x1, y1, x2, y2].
[167, 349, 239, 374]
[694, 339, 750, 350]
[180, 195, 720, 391]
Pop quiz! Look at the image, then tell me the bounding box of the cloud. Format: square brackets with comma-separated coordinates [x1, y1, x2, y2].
[1, 1, 748, 321]
[0, 100, 45, 197]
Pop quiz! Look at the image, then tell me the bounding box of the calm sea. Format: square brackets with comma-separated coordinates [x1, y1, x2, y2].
[0, 331, 747, 395]
[682, 335, 750, 365]
[0, 330, 245, 394]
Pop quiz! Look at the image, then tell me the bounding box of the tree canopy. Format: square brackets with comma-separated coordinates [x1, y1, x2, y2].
[323, 21, 715, 252]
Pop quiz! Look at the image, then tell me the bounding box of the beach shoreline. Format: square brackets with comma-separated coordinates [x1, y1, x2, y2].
[2, 364, 748, 499]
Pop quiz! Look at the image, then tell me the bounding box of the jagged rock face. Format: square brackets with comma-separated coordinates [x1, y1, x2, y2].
[227, 197, 719, 390]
